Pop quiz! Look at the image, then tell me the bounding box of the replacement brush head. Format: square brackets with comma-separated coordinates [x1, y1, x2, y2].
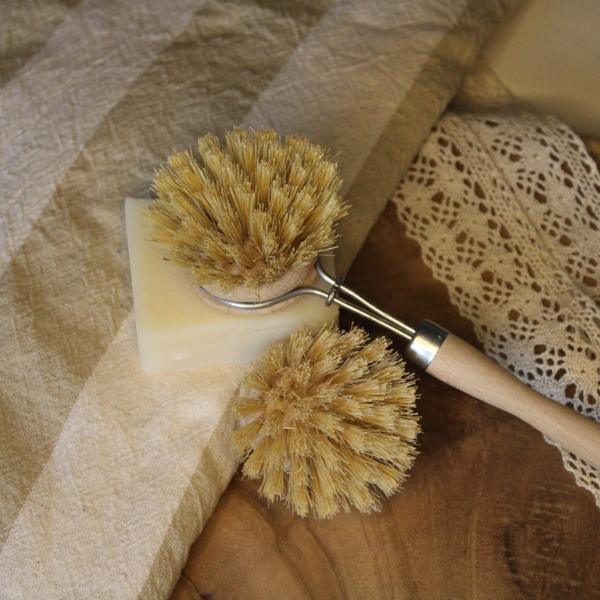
[234, 325, 420, 519]
[147, 128, 347, 292]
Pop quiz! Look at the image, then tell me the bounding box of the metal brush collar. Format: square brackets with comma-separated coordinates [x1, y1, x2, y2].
[200, 257, 448, 369]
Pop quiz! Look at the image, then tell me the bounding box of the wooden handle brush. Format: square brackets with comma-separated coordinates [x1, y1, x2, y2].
[209, 258, 600, 472]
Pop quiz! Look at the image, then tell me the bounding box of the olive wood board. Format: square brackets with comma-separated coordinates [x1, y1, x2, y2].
[170, 195, 600, 600]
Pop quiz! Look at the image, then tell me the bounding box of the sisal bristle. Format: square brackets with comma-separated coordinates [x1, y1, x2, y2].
[146, 128, 348, 292]
[233, 325, 420, 519]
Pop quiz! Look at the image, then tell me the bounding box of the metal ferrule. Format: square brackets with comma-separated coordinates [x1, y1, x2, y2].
[404, 320, 449, 370]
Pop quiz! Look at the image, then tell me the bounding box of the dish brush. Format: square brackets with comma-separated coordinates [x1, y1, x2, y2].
[208, 257, 600, 472]
[233, 325, 419, 519]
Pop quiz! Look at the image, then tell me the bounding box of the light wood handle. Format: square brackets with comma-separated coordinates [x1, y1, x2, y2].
[426, 333, 600, 470]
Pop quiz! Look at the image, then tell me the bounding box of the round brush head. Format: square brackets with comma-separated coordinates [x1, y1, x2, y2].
[146, 128, 348, 293]
[234, 325, 420, 519]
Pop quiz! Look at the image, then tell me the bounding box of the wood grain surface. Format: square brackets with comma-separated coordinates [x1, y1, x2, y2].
[170, 201, 600, 600]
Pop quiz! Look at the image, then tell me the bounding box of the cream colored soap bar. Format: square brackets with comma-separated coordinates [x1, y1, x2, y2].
[125, 198, 339, 374]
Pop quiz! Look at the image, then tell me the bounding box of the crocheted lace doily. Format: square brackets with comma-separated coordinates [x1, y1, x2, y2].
[393, 111, 600, 505]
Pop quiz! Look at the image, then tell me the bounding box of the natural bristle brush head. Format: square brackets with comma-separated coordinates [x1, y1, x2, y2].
[234, 325, 420, 519]
[146, 128, 348, 293]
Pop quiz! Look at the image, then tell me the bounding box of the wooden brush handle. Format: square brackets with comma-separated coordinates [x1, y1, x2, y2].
[425, 331, 600, 470]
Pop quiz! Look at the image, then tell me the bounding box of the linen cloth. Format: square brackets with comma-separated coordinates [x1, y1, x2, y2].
[0, 0, 522, 598]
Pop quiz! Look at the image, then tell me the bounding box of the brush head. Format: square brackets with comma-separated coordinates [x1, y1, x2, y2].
[234, 325, 420, 519]
[146, 128, 348, 293]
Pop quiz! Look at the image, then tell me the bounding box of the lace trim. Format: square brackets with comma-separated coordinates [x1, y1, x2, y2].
[393, 111, 600, 504]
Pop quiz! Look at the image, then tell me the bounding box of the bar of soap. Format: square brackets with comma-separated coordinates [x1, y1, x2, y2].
[125, 198, 339, 374]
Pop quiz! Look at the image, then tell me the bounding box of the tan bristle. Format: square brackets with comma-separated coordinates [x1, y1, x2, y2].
[146, 128, 348, 292]
[233, 325, 420, 519]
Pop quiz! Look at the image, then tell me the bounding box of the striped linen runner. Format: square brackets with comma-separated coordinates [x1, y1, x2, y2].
[0, 0, 522, 597]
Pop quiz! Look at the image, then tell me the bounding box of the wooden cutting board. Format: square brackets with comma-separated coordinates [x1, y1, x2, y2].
[170, 197, 600, 600]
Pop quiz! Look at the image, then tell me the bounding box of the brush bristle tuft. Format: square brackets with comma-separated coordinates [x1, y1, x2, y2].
[146, 129, 348, 291]
[234, 325, 420, 519]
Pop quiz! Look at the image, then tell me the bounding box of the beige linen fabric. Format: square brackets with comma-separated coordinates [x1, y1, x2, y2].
[0, 0, 522, 598]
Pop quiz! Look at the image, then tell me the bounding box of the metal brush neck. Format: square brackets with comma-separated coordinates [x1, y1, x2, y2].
[315, 259, 416, 341]
[199, 257, 449, 369]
